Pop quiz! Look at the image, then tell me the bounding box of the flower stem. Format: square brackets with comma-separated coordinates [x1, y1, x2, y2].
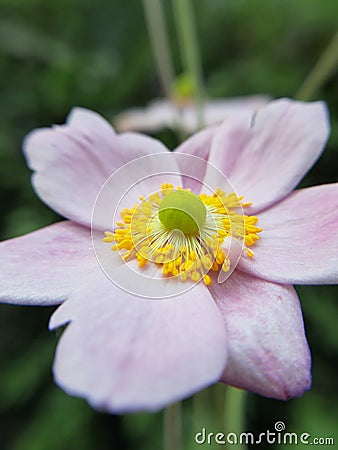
[142, 0, 175, 98]
[295, 31, 338, 101]
[172, 0, 205, 127]
[224, 386, 247, 450]
[193, 388, 211, 430]
[212, 383, 226, 430]
[163, 402, 182, 450]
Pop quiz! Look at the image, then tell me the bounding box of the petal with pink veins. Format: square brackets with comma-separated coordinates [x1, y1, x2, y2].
[49, 278, 227, 413]
[175, 131, 248, 197]
[238, 183, 338, 285]
[23, 108, 169, 228]
[175, 126, 218, 192]
[0, 221, 97, 305]
[204, 99, 329, 212]
[209, 271, 311, 400]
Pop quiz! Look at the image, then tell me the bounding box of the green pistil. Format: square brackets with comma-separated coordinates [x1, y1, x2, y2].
[158, 190, 206, 235]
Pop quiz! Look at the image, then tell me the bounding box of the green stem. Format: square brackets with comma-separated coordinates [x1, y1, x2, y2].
[142, 0, 175, 98]
[163, 402, 182, 450]
[172, 0, 205, 127]
[212, 383, 226, 430]
[224, 386, 247, 450]
[295, 31, 338, 101]
[192, 388, 211, 430]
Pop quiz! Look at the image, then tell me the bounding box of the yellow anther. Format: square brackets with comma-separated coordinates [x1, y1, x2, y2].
[155, 254, 165, 263]
[203, 274, 212, 286]
[216, 249, 225, 265]
[122, 250, 132, 261]
[114, 229, 128, 235]
[103, 235, 114, 243]
[222, 259, 230, 272]
[104, 185, 262, 284]
[181, 272, 188, 282]
[175, 256, 182, 266]
[246, 248, 255, 258]
[191, 271, 200, 282]
[211, 261, 219, 271]
[201, 255, 213, 270]
[172, 268, 179, 276]
[184, 260, 195, 272]
[189, 250, 197, 260]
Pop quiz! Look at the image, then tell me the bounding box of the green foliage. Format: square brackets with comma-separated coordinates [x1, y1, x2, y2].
[0, 0, 337, 449]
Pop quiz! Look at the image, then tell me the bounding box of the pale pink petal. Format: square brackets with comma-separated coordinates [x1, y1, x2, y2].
[114, 99, 177, 132]
[175, 95, 270, 183]
[175, 126, 218, 192]
[23, 108, 169, 228]
[67, 107, 117, 137]
[91, 152, 183, 231]
[203, 95, 270, 124]
[0, 221, 96, 305]
[114, 96, 270, 133]
[175, 131, 243, 196]
[204, 99, 329, 212]
[175, 125, 217, 161]
[210, 271, 311, 400]
[93, 227, 202, 299]
[238, 183, 338, 284]
[49, 278, 227, 413]
[181, 95, 270, 133]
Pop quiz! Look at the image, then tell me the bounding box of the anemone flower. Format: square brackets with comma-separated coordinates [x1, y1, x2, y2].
[1, 98, 337, 414]
[114, 95, 270, 133]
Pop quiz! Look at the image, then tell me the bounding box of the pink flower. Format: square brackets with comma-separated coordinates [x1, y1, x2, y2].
[114, 95, 270, 133]
[1, 98, 337, 414]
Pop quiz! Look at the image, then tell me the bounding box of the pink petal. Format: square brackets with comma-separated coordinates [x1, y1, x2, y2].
[49, 278, 227, 413]
[209, 271, 311, 400]
[175, 131, 247, 197]
[114, 99, 177, 132]
[23, 108, 169, 228]
[175, 126, 218, 192]
[93, 230, 198, 299]
[92, 152, 183, 231]
[114, 96, 270, 133]
[0, 221, 96, 305]
[238, 183, 338, 284]
[204, 99, 329, 212]
[181, 95, 270, 133]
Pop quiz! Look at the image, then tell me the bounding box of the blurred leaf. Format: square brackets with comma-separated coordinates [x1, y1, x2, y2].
[10, 388, 93, 450]
[0, 337, 54, 411]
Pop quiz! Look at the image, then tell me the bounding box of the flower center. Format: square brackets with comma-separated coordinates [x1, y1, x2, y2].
[104, 184, 262, 286]
[158, 190, 206, 235]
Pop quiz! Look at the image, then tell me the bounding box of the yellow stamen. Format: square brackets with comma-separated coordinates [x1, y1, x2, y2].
[104, 184, 262, 286]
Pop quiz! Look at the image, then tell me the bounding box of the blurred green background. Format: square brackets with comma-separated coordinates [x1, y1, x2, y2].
[0, 0, 337, 449]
